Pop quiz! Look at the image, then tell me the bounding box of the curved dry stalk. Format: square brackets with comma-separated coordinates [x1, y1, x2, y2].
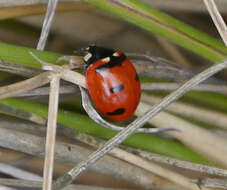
[141, 93, 227, 130]
[136, 100, 227, 167]
[79, 86, 172, 134]
[203, 0, 227, 46]
[52, 56, 227, 189]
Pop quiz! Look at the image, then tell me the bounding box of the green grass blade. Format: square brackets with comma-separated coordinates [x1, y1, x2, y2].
[0, 98, 213, 165]
[0, 42, 63, 69]
[83, 0, 227, 62]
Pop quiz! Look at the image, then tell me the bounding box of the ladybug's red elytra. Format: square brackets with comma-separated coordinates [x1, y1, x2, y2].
[84, 46, 141, 122]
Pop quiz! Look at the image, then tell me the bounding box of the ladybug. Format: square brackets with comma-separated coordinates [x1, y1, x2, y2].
[84, 46, 141, 122]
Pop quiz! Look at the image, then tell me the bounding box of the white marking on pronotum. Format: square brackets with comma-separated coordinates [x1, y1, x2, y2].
[113, 52, 120, 57]
[102, 57, 110, 63]
[84, 53, 92, 62]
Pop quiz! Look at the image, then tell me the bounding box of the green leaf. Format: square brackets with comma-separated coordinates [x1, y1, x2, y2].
[83, 0, 227, 62]
[0, 98, 213, 165]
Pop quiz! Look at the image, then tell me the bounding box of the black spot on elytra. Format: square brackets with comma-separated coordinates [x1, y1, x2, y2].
[68, 146, 71, 151]
[95, 54, 126, 74]
[107, 108, 125, 116]
[110, 84, 124, 93]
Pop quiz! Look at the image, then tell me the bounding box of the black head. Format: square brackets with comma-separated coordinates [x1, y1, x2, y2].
[83, 45, 115, 65]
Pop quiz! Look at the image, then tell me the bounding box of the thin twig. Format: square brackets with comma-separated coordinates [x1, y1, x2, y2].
[52, 56, 227, 189]
[121, 145, 227, 177]
[37, 0, 59, 50]
[192, 178, 227, 189]
[0, 60, 41, 77]
[142, 82, 227, 94]
[42, 75, 60, 190]
[0, 71, 51, 99]
[15, 85, 79, 97]
[203, 0, 227, 46]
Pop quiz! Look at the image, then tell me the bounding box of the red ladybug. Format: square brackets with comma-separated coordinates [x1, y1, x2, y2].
[84, 46, 141, 122]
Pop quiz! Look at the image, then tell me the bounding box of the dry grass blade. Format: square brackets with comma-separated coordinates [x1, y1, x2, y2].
[156, 36, 191, 67]
[52, 56, 227, 189]
[36, 0, 60, 188]
[61, 70, 86, 88]
[121, 145, 227, 177]
[16, 85, 78, 97]
[141, 94, 227, 130]
[0, 60, 41, 77]
[0, 127, 182, 190]
[0, 71, 51, 99]
[203, 0, 227, 46]
[136, 101, 227, 167]
[42, 75, 60, 190]
[0, 0, 80, 7]
[192, 178, 227, 189]
[0, 178, 131, 190]
[75, 133, 206, 190]
[72, 132, 227, 177]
